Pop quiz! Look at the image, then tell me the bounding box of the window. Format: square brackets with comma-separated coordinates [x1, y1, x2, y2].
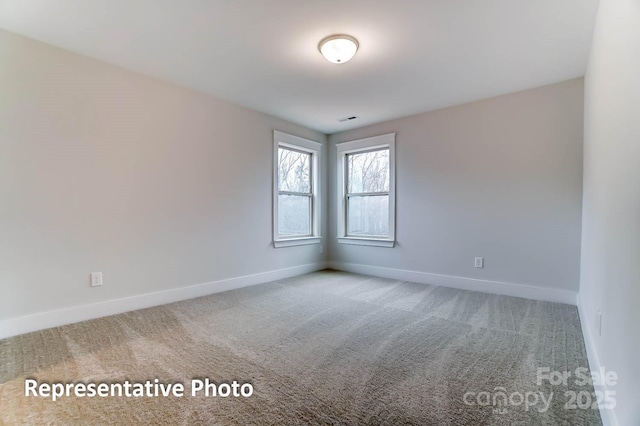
[337, 133, 395, 247]
[273, 131, 321, 248]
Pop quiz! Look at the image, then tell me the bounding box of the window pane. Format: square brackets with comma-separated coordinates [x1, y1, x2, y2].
[278, 194, 311, 236]
[278, 147, 311, 193]
[347, 149, 389, 193]
[347, 195, 389, 236]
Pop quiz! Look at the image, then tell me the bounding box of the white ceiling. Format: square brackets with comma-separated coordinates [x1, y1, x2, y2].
[0, 0, 599, 134]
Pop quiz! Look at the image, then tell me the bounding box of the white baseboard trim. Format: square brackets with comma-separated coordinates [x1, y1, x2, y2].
[577, 294, 618, 426]
[327, 261, 578, 305]
[0, 262, 327, 340]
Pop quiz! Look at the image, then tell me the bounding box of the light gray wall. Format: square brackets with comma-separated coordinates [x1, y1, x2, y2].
[580, 0, 640, 424]
[0, 29, 326, 321]
[328, 79, 584, 291]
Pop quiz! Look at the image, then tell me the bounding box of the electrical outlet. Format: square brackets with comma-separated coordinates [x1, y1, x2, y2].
[90, 272, 103, 287]
[474, 257, 484, 268]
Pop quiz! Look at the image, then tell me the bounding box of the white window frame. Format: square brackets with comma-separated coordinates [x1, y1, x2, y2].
[336, 133, 395, 248]
[273, 130, 322, 248]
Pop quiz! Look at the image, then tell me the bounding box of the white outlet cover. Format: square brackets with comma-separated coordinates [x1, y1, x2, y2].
[91, 272, 103, 287]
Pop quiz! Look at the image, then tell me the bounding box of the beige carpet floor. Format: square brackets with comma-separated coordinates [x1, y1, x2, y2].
[1, 270, 602, 425]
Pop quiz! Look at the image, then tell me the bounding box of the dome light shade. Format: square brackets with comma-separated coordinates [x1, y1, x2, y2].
[318, 35, 359, 64]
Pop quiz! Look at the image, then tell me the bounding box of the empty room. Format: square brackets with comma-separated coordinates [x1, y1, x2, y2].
[1, 0, 638, 425]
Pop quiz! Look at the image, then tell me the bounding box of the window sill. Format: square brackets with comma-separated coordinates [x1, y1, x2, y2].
[337, 237, 395, 248]
[273, 237, 322, 248]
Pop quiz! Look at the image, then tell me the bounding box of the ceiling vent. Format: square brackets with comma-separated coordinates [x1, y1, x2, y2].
[337, 115, 359, 123]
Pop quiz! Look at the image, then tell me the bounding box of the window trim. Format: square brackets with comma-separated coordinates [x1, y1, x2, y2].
[336, 133, 396, 248]
[273, 131, 322, 248]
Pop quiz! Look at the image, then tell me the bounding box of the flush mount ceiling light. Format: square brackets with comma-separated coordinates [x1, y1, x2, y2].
[318, 34, 359, 64]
